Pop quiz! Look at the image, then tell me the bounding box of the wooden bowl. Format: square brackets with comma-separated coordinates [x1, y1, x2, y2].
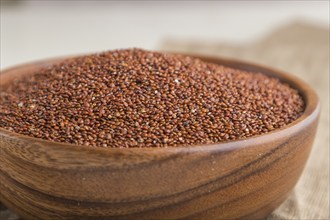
[0, 55, 320, 220]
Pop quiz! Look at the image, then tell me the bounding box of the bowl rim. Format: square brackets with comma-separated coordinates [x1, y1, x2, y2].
[0, 53, 320, 155]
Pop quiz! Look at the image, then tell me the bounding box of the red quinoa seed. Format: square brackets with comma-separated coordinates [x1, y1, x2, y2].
[0, 49, 304, 148]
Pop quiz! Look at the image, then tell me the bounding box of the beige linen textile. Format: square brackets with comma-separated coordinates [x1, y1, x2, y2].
[161, 22, 330, 220]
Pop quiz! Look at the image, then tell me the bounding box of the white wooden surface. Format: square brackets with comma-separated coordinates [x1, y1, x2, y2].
[1, 1, 329, 69]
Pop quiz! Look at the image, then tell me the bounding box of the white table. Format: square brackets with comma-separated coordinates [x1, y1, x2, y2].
[1, 1, 328, 69]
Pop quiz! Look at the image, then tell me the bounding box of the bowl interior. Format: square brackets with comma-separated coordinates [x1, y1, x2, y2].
[0, 54, 319, 153]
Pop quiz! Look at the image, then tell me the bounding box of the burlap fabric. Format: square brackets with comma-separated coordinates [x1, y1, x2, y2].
[1, 22, 329, 220]
[161, 22, 329, 220]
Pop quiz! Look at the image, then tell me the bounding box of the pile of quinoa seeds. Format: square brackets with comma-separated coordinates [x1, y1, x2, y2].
[0, 49, 304, 148]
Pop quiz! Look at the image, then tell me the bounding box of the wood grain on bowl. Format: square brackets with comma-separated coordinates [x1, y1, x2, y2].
[0, 56, 320, 220]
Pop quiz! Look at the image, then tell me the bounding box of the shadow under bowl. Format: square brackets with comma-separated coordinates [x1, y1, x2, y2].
[0, 55, 320, 219]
